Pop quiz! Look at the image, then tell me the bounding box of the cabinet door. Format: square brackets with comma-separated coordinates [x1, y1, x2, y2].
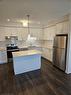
[5, 27, 12, 37]
[56, 21, 69, 34]
[62, 21, 69, 34]
[0, 51, 7, 64]
[42, 48, 46, 58]
[2, 51, 7, 63]
[30, 28, 42, 40]
[11, 28, 18, 36]
[43, 28, 50, 40]
[45, 49, 53, 61]
[42, 48, 53, 61]
[5, 27, 20, 40]
[56, 23, 63, 34]
[5, 27, 28, 41]
[12, 28, 22, 40]
[49, 26, 56, 40]
[0, 27, 5, 41]
[0, 51, 2, 63]
[20, 28, 28, 40]
[43, 26, 56, 40]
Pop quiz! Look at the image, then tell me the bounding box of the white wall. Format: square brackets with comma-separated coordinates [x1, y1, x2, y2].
[65, 5, 71, 73]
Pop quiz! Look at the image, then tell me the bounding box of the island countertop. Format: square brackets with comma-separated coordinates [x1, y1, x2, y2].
[12, 50, 41, 57]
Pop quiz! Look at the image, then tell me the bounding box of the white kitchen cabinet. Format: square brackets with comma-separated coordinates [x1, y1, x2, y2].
[5, 27, 12, 37]
[43, 28, 49, 40]
[56, 21, 69, 34]
[30, 28, 42, 40]
[0, 50, 7, 64]
[42, 26, 56, 61]
[6, 28, 42, 41]
[5, 27, 28, 41]
[11, 28, 18, 36]
[42, 48, 53, 62]
[13, 28, 28, 41]
[0, 26, 42, 41]
[42, 21, 69, 62]
[43, 26, 56, 40]
[5, 27, 18, 39]
[0, 27, 5, 41]
[56, 22, 63, 34]
[62, 21, 69, 34]
[47, 49, 53, 61]
[20, 28, 28, 40]
[5, 27, 20, 37]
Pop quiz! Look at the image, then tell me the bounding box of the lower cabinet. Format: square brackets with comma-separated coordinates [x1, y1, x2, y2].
[0, 50, 7, 64]
[42, 48, 53, 62]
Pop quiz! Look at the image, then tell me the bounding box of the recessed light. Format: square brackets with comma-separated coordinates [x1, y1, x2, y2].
[7, 19, 10, 22]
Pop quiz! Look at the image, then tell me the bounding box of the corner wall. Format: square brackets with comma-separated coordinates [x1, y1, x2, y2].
[65, 13, 71, 74]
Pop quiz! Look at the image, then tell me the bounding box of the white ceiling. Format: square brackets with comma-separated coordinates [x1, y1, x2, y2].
[0, 0, 70, 26]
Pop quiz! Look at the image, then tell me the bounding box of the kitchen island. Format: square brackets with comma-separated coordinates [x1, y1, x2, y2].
[12, 50, 41, 75]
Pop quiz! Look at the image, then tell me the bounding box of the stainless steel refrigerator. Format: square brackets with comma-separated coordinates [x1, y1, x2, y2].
[53, 34, 68, 71]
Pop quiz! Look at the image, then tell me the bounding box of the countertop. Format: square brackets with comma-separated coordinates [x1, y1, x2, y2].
[12, 50, 41, 58]
[0, 47, 6, 51]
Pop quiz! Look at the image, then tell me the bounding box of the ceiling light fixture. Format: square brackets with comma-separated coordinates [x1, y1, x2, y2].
[27, 15, 31, 38]
[22, 20, 28, 27]
[19, 20, 28, 27]
[27, 15, 37, 44]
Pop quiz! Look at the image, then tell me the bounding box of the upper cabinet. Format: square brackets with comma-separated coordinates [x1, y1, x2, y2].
[30, 28, 43, 40]
[56, 21, 69, 34]
[5, 27, 28, 41]
[0, 26, 42, 41]
[62, 21, 69, 34]
[5, 27, 12, 37]
[56, 22, 63, 34]
[17, 28, 28, 40]
[43, 21, 69, 41]
[0, 27, 5, 41]
[43, 26, 56, 40]
[20, 28, 28, 40]
[0, 20, 69, 42]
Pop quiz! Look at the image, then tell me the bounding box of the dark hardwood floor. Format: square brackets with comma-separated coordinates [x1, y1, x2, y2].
[0, 58, 71, 95]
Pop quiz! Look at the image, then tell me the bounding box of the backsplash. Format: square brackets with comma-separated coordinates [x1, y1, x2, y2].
[0, 39, 42, 49]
